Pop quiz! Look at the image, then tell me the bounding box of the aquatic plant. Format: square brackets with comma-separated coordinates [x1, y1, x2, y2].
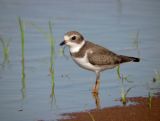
[18, 17, 26, 99]
[116, 65, 131, 83]
[116, 30, 140, 104]
[116, 65, 133, 105]
[117, 65, 121, 80]
[48, 21, 55, 97]
[120, 85, 133, 105]
[28, 20, 55, 96]
[120, 74, 127, 105]
[0, 36, 10, 64]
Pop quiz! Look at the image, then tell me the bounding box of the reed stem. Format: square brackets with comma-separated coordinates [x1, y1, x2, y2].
[48, 21, 55, 96]
[18, 17, 26, 99]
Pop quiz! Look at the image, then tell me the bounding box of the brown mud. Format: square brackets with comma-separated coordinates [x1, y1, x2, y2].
[59, 96, 160, 121]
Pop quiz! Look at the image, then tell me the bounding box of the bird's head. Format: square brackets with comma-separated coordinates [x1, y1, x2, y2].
[60, 31, 85, 53]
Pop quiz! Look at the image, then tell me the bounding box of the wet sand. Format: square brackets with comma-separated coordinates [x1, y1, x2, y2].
[59, 96, 160, 121]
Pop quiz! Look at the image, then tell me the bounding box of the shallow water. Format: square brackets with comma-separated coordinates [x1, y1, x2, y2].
[0, 0, 160, 121]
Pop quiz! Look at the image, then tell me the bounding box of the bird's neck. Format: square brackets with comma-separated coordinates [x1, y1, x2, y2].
[70, 40, 85, 53]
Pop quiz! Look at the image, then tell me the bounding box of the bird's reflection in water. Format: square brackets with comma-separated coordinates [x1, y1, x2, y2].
[92, 93, 101, 109]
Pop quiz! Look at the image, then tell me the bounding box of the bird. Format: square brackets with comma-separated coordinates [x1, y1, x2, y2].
[60, 31, 140, 94]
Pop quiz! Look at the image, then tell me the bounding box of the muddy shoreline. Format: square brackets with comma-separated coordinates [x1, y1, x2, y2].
[59, 96, 160, 121]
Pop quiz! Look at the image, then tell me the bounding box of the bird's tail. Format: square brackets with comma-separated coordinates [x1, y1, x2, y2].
[128, 56, 140, 62]
[119, 55, 140, 63]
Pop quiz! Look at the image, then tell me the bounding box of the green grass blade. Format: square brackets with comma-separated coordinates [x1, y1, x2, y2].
[117, 65, 121, 80]
[48, 20, 55, 97]
[49, 21, 54, 70]
[125, 87, 133, 97]
[18, 17, 25, 62]
[26, 20, 55, 97]
[18, 17, 26, 99]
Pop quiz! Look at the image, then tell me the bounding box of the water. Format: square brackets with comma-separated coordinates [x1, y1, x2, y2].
[0, 0, 160, 120]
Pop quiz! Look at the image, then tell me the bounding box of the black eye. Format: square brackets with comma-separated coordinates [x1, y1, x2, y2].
[71, 36, 76, 40]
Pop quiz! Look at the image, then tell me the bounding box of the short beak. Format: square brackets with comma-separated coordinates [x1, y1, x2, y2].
[60, 41, 66, 46]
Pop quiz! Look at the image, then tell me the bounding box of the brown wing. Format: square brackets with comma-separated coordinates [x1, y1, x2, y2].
[87, 43, 134, 65]
[83, 41, 134, 65]
[88, 51, 122, 65]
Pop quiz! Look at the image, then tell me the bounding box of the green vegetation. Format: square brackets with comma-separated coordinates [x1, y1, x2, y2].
[116, 65, 130, 82]
[120, 86, 133, 105]
[116, 65, 133, 105]
[48, 21, 55, 97]
[115, 30, 141, 105]
[0, 36, 10, 64]
[117, 65, 121, 80]
[18, 18, 56, 105]
[28, 20, 55, 96]
[18, 17, 26, 99]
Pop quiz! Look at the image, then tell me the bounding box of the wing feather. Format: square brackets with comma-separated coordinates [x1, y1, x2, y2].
[88, 51, 122, 65]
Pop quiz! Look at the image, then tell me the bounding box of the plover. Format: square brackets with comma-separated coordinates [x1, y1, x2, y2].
[60, 31, 140, 94]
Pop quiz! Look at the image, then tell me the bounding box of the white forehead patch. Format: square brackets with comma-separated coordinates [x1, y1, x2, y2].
[64, 35, 70, 41]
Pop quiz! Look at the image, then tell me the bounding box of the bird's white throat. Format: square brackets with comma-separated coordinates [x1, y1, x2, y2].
[69, 40, 85, 53]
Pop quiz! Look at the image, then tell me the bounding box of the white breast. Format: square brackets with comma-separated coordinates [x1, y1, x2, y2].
[72, 53, 100, 72]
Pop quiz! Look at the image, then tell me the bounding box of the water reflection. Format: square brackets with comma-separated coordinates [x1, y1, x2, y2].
[20, 72, 26, 112]
[21, 58, 26, 100]
[0, 36, 10, 67]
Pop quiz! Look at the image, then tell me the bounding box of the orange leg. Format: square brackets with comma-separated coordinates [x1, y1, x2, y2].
[92, 72, 100, 94]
